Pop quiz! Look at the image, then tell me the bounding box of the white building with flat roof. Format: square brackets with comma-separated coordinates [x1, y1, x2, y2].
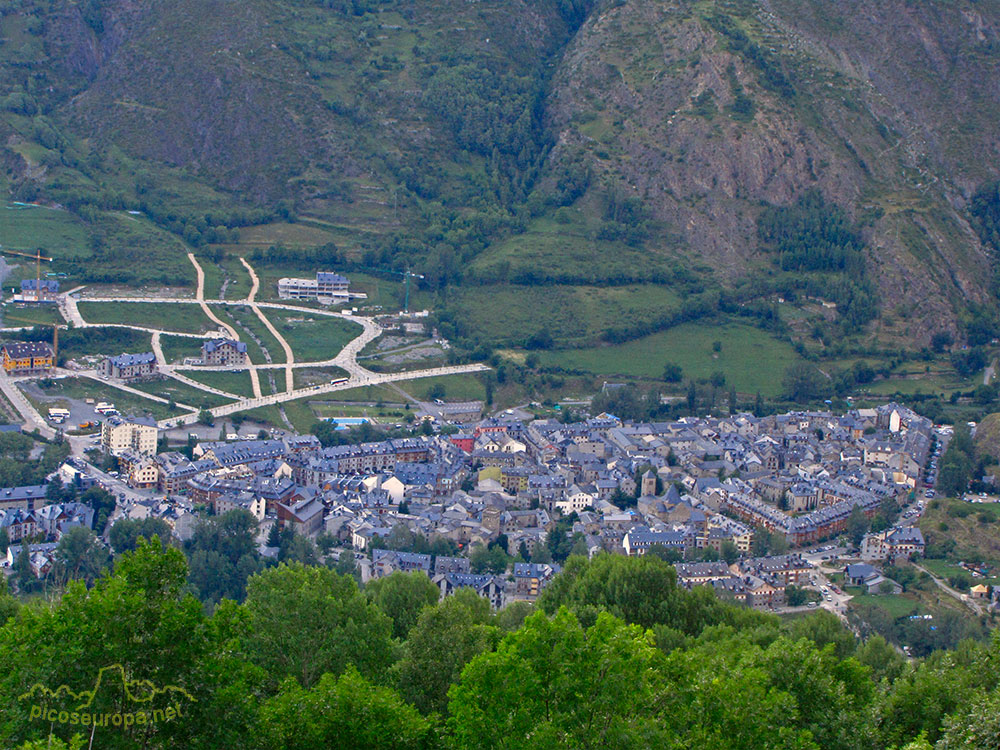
[278, 272, 352, 303]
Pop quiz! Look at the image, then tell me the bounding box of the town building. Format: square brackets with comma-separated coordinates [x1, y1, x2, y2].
[99, 352, 157, 380]
[17, 279, 59, 303]
[1, 341, 53, 374]
[101, 414, 158, 457]
[201, 338, 248, 367]
[0, 484, 48, 512]
[861, 526, 926, 561]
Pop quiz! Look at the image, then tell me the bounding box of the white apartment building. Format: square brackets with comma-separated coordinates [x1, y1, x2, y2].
[101, 415, 159, 457]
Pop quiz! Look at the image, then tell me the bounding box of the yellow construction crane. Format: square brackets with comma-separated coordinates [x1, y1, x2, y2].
[0, 247, 54, 302]
[2, 314, 66, 361]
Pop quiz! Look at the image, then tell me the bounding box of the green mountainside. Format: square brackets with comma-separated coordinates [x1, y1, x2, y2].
[2, 0, 999, 364]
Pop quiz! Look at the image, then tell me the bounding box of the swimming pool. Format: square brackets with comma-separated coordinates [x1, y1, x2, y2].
[325, 417, 370, 430]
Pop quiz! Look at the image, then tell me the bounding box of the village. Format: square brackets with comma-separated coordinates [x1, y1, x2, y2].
[0, 259, 989, 621]
[2, 385, 969, 616]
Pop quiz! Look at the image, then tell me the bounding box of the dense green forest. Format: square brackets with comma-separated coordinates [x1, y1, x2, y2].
[756, 190, 878, 332]
[2, 541, 1000, 749]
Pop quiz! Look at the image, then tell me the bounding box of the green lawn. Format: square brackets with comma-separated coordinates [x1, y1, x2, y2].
[266, 310, 362, 362]
[849, 593, 921, 619]
[282, 398, 321, 433]
[34, 377, 186, 420]
[397, 373, 487, 402]
[1, 304, 66, 327]
[129, 377, 232, 410]
[293, 366, 350, 389]
[237, 404, 286, 428]
[159, 334, 204, 365]
[183, 370, 257, 399]
[538, 322, 801, 396]
[198, 258, 225, 300]
[78, 302, 216, 334]
[198, 255, 253, 300]
[218, 305, 285, 364]
[321, 384, 402, 402]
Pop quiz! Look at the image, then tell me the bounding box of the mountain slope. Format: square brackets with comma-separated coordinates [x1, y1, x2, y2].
[538, 0, 998, 344]
[1, 0, 998, 352]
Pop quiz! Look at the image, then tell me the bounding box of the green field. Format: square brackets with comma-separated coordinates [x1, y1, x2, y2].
[86, 212, 195, 288]
[397, 373, 487, 402]
[863, 371, 975, 397]
[238, 223, 338, 249]
[467, 214, 678, 287]
[447, 284, 682, 348]
[198, 254, 251, 300]
[0, 203, 90, 258]
[183, 369, 257, 399]
[237, 404, 286, 429]
[219, 305, 285, 364]
[33, 377, 186, 421]
[71, 328, 153, 360]
[78, 302, 216, 334]
[158, 334, 204, 365]
[537, 322, 801, 396]
[198, 257, 224, 300]
[0, 304, 68, 328]
[322, 384, 402, 402]
[129, 376, 232, 410]
[266, 310, 361, 362]
[919, 558, 1000, 587]
[282, 398, 321, 433]
[293, 366, 350, 389]
[849, 593, 921, 619]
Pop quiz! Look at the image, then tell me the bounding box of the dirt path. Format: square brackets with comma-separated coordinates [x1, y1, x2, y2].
[188, 253, 262, 399]
[239, 257, 295, 393]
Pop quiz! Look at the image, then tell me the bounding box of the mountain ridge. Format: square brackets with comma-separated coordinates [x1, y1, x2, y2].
[2, 0, 998, 352]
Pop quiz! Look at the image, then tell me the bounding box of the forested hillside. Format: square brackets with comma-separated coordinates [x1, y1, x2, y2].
[2, 0, 999, 353]
[2, 541, 1000, 749]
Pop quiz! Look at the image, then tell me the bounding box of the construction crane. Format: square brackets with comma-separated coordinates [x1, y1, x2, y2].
[373, 266, 424, 313]
[2, 314, 66, 362]
[0, 247, 54, 302]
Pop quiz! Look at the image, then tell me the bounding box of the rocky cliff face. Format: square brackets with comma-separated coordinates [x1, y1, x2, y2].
[543, 0, 999, 342]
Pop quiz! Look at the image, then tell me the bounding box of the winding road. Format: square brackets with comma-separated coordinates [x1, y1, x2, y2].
[18, 256, 491, 430]
[189, 254, 263, 398]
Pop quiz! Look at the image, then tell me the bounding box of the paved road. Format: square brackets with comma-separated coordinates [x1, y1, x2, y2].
[160, 362, 491, 427]
[0, 368, 55, 438]
[914, 562, 984, 615]
[986, 358, 997, 386]
[53, 286, 489, 429]
[240, 257, 295, 393]
[75, 370, 196, 410]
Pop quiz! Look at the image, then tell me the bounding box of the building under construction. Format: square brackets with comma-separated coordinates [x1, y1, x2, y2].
[13, 279, 59, 303]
